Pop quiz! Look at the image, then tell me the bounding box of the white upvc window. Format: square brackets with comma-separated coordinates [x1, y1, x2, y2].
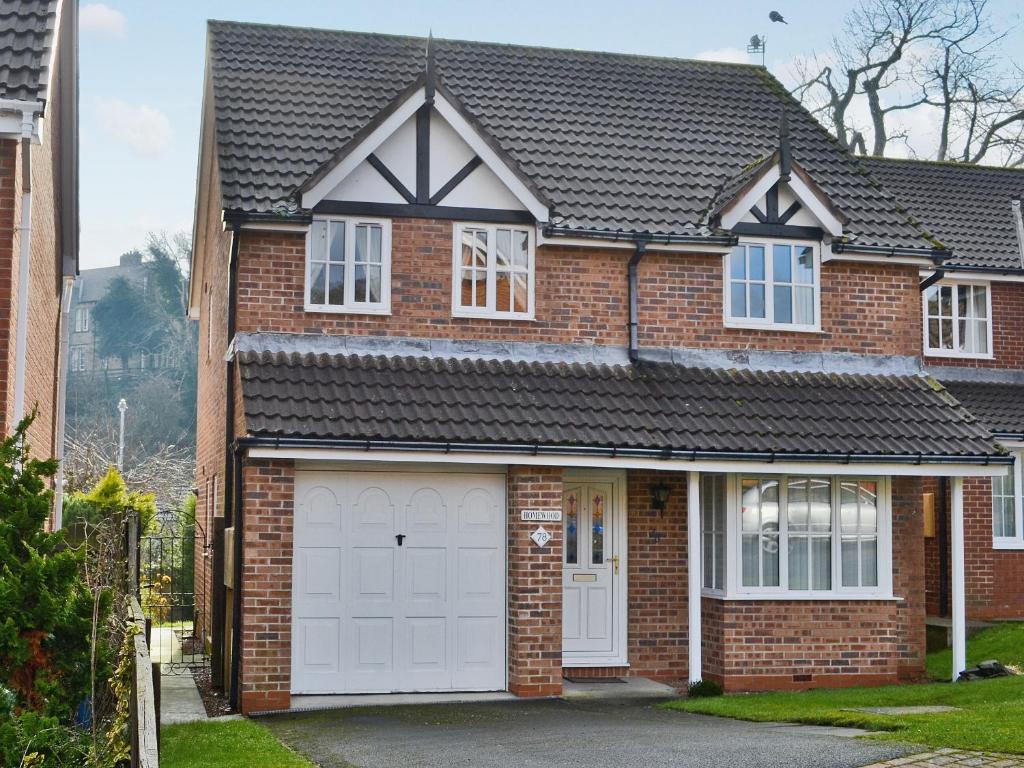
[74, 306, 90, 333]
[923, 280, 992, 358]
[701, 473, 727, 593]
[993, 449, 1024, 549]
[723, 474, 892, 599]
[725, 240, 820, 331]
[452, 222, 535, 319]
[70, 346, 87, 372]
[306, 217, 392, 314]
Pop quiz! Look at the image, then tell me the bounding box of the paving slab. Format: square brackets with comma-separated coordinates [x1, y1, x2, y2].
[852, 706, 962, 716]
[862, 749, 1024, 767]
[262, 697, 913, 768]
[159, 670, 207, 725]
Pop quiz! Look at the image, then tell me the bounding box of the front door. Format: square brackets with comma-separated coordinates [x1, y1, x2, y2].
[562, 474, 625, 664]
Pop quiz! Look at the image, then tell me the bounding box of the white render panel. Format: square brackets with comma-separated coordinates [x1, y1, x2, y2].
[373, 114, 418, 189]
[429, 111, 475, 193]
[292, 470, 507, 694]
[325, 157, 408, 204]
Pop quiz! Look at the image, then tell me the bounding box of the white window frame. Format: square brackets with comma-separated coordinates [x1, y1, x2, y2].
[305, 216, 392, 315]
[451, 222, 535, 320]
[993, 446, 1024, 550]
[700, 473, 728, 594]
[723, 239, 822, 332]
[712, 474, 893, 600]
[922, 279, 993, 360]
[69, 345, 86, 372]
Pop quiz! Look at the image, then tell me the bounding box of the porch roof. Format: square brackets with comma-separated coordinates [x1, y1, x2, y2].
[942, 380, 1024, 441]
[237, 350, 1004, 463]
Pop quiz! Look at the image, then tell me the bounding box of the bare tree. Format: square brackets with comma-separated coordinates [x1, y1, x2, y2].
[792, 0, 1024, 165]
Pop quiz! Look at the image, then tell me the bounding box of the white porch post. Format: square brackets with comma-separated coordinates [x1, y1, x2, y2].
[687, 471, 702, 684]
[951, 476, 966, 682]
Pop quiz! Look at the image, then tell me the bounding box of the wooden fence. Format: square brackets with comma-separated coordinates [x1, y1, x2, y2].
[127, 508, 160, 768]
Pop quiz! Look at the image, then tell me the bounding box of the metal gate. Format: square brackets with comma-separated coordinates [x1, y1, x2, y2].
[140, 509, 209, 673]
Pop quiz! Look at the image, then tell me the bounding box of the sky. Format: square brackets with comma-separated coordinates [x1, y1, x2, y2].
[78, 0, 1024, 270]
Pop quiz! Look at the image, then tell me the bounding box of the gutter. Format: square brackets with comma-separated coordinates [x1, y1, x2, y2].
[939, 263, 1024, 277]
[831, 241, 951, 263]
[542, 224, 736, 247]
[12, 108, 36, 427]
[234, 435, 1011, 466]
[222, 209, 313, 227]
[993, 431, 1024, 443]
[52, 277, 75, 528]
[223, 224, 242, 709]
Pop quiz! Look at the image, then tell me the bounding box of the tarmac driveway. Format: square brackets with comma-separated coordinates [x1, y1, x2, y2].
[261, 697, 912, 768]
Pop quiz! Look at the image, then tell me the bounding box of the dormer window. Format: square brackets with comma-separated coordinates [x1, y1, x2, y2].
[725, 240, 820, 331]
[305, 217, 392, 314]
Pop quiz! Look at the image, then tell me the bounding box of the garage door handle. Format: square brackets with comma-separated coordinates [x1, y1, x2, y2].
[395, 534, 406, 546]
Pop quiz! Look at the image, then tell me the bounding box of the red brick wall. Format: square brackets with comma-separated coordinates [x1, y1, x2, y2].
[233, 223, 921, 356]
[238, 457, 294, 715]
[0, 139, 15, 435]
[507, 466, 564, 697]
[924, 476, 1024, 621]
[625, 470, 689, 684]
[924, 282, 1024, 370]
[703, 476, 925, 691]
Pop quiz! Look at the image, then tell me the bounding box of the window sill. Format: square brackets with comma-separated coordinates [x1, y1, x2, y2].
[724, 319, 822, 334]
[702, 592, 898, 602]
[452, 310, 535, 322]
[992, 539, 1024, 551]
[924, 350, 994, 361]
[304, 304, 392, 316]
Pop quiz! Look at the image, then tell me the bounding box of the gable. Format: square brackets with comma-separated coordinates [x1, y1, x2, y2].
[323, 110, 527, 212]
[716, 159, 848, 239]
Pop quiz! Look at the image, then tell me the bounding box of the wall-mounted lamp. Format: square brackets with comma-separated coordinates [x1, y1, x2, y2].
[650, 482, 671, 516]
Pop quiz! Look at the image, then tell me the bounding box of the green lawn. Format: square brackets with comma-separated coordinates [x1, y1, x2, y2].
[666, 622, 1024, 755]
[161, 720, 314, 768]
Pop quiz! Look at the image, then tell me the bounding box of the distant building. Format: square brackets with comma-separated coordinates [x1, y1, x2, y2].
[68, 251, 180, 377]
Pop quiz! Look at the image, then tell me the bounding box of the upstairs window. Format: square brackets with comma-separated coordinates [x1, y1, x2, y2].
[725, 241, 819, 331]
[74, 306, 90, 333]
[924, 281, 991, 358]
[993, 450, 1024, 549]
[453, 223, 534, 319]
[306, 217, 391, 314]
[70, 346, 87, 372]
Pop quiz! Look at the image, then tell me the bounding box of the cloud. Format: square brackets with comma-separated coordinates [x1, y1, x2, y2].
[694, 47, 752, 64]
[98, 100, 172, 156]
[80, 3, 126, 37]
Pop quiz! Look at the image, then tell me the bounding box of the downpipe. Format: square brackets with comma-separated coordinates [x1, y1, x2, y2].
[52, 277, 75, 528]
[627, 237, 649, 364]
[12, 111, 35, 426]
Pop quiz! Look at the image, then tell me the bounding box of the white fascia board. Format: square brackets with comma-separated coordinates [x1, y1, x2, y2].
[719, 164, 780, 230]
[0, 100, 43, 141]
[245, 446, 1006, 477]
[921, 268, 1024, 283]
[301, 88, 427, 209]
[827, 252, 935, 268]
[432, 94, 549, 223]
[536, 230, 733, 254]
[238, 221, 310, 233]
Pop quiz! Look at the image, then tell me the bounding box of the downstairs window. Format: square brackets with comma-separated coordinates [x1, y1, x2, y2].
[993, 450, 1024, 548]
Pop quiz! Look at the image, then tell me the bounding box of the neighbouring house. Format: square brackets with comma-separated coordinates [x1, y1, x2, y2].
[863, 158, 1024, 624]
[190, 22, 1011, 714]
[0, 0, 79, 523]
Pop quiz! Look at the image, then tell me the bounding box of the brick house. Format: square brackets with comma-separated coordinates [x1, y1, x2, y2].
[190, 22, 1011, 714]
[864, 159, 1024, 624]
[0, 0, 79, 522]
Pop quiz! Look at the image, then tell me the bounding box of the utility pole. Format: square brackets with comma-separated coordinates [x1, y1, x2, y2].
[117, 398, 128, 471]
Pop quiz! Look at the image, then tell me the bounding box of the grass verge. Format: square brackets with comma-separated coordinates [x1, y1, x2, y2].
[161, 719, 315, 768]
[665, 622, 1024, 754]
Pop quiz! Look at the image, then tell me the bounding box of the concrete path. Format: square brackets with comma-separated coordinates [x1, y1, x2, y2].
[865, 749, 1024, 767]
[261, 697, 913, 768]
[159, 670, 207, 725]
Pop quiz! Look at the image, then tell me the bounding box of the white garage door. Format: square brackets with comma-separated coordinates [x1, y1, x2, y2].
[291, 470, 507, 694]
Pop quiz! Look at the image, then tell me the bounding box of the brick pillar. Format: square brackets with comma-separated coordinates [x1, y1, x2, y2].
[239, 458, 294, 714]
[507, 466, 563, 697]
[892, 475, 926, 681]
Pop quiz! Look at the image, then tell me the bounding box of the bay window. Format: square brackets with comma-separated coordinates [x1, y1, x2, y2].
[725, 241, 819, 330]
[306, 217, 391, 314]
[993, 450, 1024, 548]
[704, 474, 891, 598]
[453, 222, 534, 319]
[923, 281, 991, 358]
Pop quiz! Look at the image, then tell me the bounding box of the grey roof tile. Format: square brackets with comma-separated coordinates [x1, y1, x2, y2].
[237, 350, 1000, 459]
[942, 380, 1024, 437]
[863, 158, 1024, 271]
[207, 21, 927, 249]
[0, 0, 56, 103]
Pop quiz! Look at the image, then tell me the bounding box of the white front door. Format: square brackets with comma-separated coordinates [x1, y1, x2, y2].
[562, 472, 626, 664]
[292, 470, 506, 694]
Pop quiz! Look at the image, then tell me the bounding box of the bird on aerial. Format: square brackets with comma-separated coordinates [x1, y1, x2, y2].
[769, 10, 787, 23]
